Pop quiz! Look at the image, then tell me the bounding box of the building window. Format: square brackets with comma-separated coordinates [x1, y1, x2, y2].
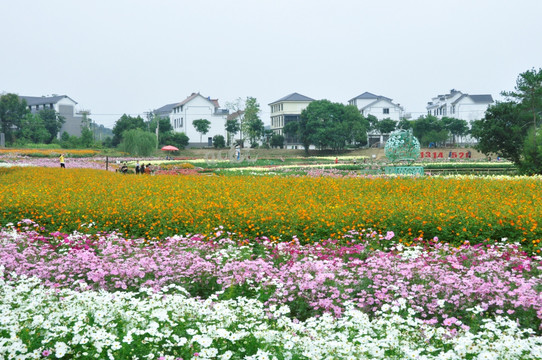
[451, 105, 455, 114]
[180, 117, 183, 127]
[383, 108, 389, 114]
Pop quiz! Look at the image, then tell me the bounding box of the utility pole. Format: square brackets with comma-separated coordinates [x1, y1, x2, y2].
[156, 116, 159, 149]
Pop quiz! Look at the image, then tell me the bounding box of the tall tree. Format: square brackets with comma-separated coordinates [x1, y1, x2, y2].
[112, 114, 146, 146]
[17, 113, 50, 144]
[502, 67, 542, 147]
[160, 131, 189, 150]
[375, 118, 397, 134]
[298, 100, 368, 153]
[243, 97, 263, 146]
[192, 118, 211, 144]
[148, 116, 173, 135]
[441, 117, 469, 145]
[80, 127, 94, 148]
[471, 101, 530, 165]
[225, 118, 240, 146]
[411, 115, 448, 147]
[270, 134, 285, 148]
[397, 118, 413, 130]
[0, 93, 29, 144]
[342, 104, 369, 148]
[120, 128, 157, 156]
[226, 99, 245, 144]
[38, 108, 65, 143]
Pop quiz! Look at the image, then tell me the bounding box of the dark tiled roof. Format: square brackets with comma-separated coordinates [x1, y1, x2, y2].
[153, 103, 177, 115]
[19, 95, 76, 106]
[469, 94, 493, 103]
[269, 92, 314, 104]
[349, 92, 392, 103]
[451, 94, 494, 105]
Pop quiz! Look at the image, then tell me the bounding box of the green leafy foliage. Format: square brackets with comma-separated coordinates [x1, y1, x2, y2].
[119, 129, 157, 156]
[192, 118, 211, 144]
[213, 134, 226, 148]
[112, 114, 146, 146]
[0, 93, 29, 144]
[471, 101, 530, 165]
[298, 100, 369, 153]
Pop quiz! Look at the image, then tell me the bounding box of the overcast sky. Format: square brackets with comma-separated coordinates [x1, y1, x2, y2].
[2, 0, 541, 128]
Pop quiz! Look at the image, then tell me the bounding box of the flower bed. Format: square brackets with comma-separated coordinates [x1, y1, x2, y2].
[1, 167, 541, 254]
[1, 221, 542, 359]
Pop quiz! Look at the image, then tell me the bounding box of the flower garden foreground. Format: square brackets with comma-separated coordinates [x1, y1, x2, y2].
[1, 221, 542, 360]
[1, 167, 542, 359]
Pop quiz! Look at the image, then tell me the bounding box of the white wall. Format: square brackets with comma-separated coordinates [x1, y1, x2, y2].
[170, 95, 227, 145]
[455, 98, 490, 122]
[356, 99, 402, 121]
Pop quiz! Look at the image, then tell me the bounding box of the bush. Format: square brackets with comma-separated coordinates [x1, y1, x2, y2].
[120, 129, 156, 156]
[519, 128, 542, 175]
[213, 135, 226, 148]
[270, 134, 284, 149]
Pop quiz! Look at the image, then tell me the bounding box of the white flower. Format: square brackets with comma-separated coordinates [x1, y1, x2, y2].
[54, 341, 69, 358]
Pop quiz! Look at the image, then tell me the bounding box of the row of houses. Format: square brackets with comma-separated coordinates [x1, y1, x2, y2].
[15, 89, 493, 148]
[19, 95, 84, 137]
[268, 89, 493, 148]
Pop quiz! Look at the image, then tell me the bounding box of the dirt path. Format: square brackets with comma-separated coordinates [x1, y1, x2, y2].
[176, 147, 488, 161]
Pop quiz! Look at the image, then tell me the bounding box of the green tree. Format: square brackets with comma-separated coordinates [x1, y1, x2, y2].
[120, 129, 157, 156]
[298, 100, 335, 153]
[471, 101, 531, 165]
[502, 68, 542, 173]
[38, 108, 65, 143]
[502, 67, 542, 142]
[270, 134, 285, 148]
[226, 99, 246, 144]
[60, 132, 81, 149]
[160, 132, 189, 149]
[225, 118, 240, 146]
[375, 118, 397, 134]
[17, 113, 50, 144]
[112, 114, 146, 146]
[298, 100, 368, 153]
[442, 117, 469, 145]
[243, 97, 263, 146]
[397, 118, 413, 130]
[148, 116, 173, 139]
[192, 118, 211, 144]
[411, 115, 448, 147]
[80, 127, 94, 148]
[519, 127, 542, 174]
[0, 93, 29, 144]
[213, 134, 226, 148]
[283, 121, 299, 138]
[366, 115, 379, 131]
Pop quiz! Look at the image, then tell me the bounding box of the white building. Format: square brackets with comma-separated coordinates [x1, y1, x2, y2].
[168, 92, 229, 147]
[20, 95, 84, 137]
[269, 92, 314, 149]
[426, 89, 493, 121]
[348, 92, 405, 121]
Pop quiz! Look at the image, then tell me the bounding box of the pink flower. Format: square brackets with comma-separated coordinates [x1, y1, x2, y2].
[42, 350, 51, 356]
[443, 317, 458, 326]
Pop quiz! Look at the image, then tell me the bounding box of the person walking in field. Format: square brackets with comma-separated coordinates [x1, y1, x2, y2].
[59, 154, 65, 168]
